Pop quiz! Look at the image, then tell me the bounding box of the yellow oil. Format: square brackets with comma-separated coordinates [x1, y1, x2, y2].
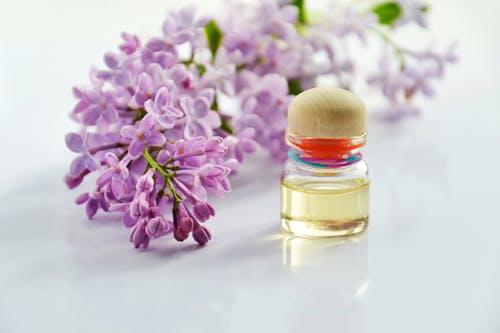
[280, 178, 369, 237]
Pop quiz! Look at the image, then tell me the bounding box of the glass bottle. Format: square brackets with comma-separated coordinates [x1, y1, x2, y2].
[280, 87, 369, 238]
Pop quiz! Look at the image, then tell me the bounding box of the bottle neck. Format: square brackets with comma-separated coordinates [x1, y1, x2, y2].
[286, 132, 366, 169]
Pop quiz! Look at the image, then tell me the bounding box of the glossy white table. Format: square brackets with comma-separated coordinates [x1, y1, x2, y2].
[1, 0, 499, 332]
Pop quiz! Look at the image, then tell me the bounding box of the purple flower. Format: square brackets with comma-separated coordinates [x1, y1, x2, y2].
[397, 0, 429, 28]
[65, 132, 100, 178]
[192, 201, 215, 222]
[179, 94, 221, 138]
[161, 136, 227, 163]
[144, 87, 183, 129]
[119, 32, 141, 55]
[130, 220, 150, 249]
[223, 28, 260, 65]
[64, 169, 90, 189]
[192, 224, 211, 245]
[173, 202, 194, 242]
[257, 0, 298, 40]
[164, 7, 209, 48]
[140, 45, 178, 68]
[120, 115, 166, 158]
[203, 137, 228, 159]
[331, 7, 377, 41]
[96, 153, 130, 199]
[76, 89, 118, 125]
[223, 127, 259, 162]
[199, 64, 236, 94]
[146, 216, 172, 238]
[197, 163, 232, 198]
[75, 191, 110, 219]
[134, 73, 158, 107]
[94, 52, 132, 86]
[121, 170, 155, 227]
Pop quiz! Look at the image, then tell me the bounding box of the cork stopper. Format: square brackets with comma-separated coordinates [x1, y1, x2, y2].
[287, 87, 366, 138]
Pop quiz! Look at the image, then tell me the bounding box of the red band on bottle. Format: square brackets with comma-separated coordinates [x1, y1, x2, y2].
[287, 133, 366, 159]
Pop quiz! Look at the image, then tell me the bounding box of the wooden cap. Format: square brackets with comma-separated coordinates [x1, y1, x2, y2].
[287, 87, 366, 138]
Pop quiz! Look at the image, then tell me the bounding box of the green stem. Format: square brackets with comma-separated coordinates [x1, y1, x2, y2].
[143, 149, 169, 178]
[166, 177, 182, 203]
[142, 149, 182, 203]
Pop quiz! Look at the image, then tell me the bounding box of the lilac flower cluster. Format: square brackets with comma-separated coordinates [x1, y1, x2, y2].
[65, 0, 455, 249]
[367, 44, 457, 120]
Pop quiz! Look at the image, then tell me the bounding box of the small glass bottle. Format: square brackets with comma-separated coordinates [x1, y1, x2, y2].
[281, 87, 369, 238]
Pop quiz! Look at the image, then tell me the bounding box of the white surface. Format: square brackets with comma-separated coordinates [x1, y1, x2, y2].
[1, 1, 500, 332]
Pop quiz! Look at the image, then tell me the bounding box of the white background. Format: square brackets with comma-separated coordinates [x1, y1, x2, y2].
[1, 0, 500, 332]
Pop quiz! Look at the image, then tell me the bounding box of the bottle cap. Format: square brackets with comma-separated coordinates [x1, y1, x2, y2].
[287, 87, 366, 138]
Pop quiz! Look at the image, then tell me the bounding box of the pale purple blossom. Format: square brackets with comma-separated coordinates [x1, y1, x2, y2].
[397, 0, 429, 28]
[223, 128, 260, 162]
[179, 94, 221, 138]
[130, 220, 150, 249]
[119, 33, 141, 55]
[65, 132, 100, 177]
[94, 52, 132, 85]
[120, 114, 166, 158]
[144, 87, 183, 129]
[97, 153, 130, 199]
[76, 89, 118, 125]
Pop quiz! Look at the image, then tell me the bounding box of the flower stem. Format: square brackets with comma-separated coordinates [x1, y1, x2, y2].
[126, 107, 148, 123]
[142, 149, 182, 203]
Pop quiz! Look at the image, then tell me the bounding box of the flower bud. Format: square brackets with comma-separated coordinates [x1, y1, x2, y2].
[130, 222, 150, 249]
[146, 216, 170, 238]
[192, 224, 211, 245]
[193, 202, 215, 222]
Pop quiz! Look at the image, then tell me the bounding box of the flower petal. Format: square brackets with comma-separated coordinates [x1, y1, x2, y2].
[82, 106, 101, 125]
[173, 30, 193, 44]
[129, 140, 145, 158]
[97, 169, 113, 186]
[123, 209, 137, 227]
[155, 87, 170, 106]
[102, 106, 117, 123]
[111, 178, 127, 199]
[104, 52, 120, 69]
[193, 97, 210, 117]
[86, 199, 99, 219]
[179, 96, 193, 114]
[120, 125, 137, 141]
[69, 155, 86, 177]
[65, 133, 85, 153]
[146, 37, 166, 52]
[147, 131, 167, 147]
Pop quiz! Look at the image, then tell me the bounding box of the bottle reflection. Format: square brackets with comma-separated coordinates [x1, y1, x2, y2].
[282, 234, 369, 333]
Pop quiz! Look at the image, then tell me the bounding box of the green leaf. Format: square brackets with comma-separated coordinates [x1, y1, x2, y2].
[288, 78, 302, 96]
[195, 63, 206, 76]
[204, 20, 223, 58]
[219, 117, 234, 135]
[292, 0, 307, 24]
[372, 2, 402, 26]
